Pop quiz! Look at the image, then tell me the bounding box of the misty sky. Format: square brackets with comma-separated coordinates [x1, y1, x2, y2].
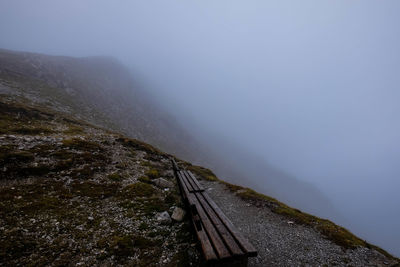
[1, 0, 399, 256]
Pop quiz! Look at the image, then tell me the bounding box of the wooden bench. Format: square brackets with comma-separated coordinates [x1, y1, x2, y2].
[171, 159, 257, 266]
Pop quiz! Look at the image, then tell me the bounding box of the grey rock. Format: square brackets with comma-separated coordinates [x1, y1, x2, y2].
[156, 211, 171, 224]
[153, 178, 174, 188]
[171, 207, 185, 222]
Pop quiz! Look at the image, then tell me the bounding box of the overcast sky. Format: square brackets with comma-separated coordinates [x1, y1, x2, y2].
[1, 0, 399, 256]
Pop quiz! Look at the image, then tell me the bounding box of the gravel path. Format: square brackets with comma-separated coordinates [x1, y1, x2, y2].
[199, 180, 398, 267]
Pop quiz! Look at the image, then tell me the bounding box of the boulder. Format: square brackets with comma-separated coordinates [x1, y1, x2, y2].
[171, 207, 185, 222]
[156, 211, 171, 224]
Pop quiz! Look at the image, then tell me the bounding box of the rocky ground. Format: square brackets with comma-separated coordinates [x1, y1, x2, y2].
[1, 96, 399, 267]
[0, 97, 200, 266]
[198, 178, 399, 267]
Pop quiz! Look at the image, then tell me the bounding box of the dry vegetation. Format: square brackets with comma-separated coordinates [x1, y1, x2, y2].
[0, 98, 200, 266]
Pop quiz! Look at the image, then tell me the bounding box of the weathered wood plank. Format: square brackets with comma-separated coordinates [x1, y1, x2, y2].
[176, 172, 188, 201]
[179, 172, 231, 259]
[178, 172, 218, 261]
[195, 192, 245, 257]
[189, 192, 232, 259]
[202, 193, 258, 257]
[187, 170, 205, 191]
[179, 171, 195, 193]
[183, 170, 200, 191]
[181, 170, 204, 192]
[181, 171, 197, 192]
[171, 158, 180, 171]
[187, 193, 218, 261]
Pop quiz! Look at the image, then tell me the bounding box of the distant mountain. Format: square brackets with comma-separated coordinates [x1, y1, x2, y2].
[0, 48, 203, 163]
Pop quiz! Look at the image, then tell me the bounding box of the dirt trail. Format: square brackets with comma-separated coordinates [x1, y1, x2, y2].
[199, 179, 397, 267]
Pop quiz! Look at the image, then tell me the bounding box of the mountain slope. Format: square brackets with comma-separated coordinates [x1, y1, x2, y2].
[0, 49, 338, 223]
[0, 51, 399, 266]
[0, 98, 200, 266]
[0, 48, 203, 163]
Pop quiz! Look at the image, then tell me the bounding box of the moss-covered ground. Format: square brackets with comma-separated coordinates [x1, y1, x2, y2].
[0, 99, 199, 266]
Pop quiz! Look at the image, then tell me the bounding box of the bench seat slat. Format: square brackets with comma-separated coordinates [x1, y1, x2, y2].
[187, 170, 205, 191]
[186, 193, 218, 261]
[171, 158, 180, 171]
[202, 193, 258, 257]
[195, 192, 245, 256]
[180, 171, 198, 192]
[188, 192, 232, 259]
[183, 171, 201, 191]
[176, 172, 188, 201]
[181, 170, 205, 192]
[178, 172, 218, 261]
[179, 173, 232, 259]
[178, 171, 197, 194]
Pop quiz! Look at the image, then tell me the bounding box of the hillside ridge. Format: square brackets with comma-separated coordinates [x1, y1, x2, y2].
[1, 49, 398, 266]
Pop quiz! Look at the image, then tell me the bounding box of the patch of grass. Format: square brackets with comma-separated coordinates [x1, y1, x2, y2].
[145, 169, 159, 179]
[0, 180, 72, 216]
[53, 150, 108, 164]
[0, 101, 57, 136]
[143, 152, 162, 162]
[50, 150, 76, 160]
[116, 137, 166, 157]
[0, 100, 53, 124]
[141, 161, 169, 178]
[122, 182, 156, 198]
[186, 164, 218, 181]
[51, 149, 109, 178]
[140, 161, 153, 168]
[127, 148, 136, 158]
[134, 235, 156, 249]
[103, 234, 156, 258]
[72, 181, 119, 199]
[0, 144, 16, 153]
[119, 196, 166, 216]
[29, 144, 55, 156]
[12, 126, 54, 135]
[115, 162, 128, 169]
[69, 165, 96, 179]
[167, 250, 196, 267]
[165, 191, 180, 206]
[19, 165, 53, 176]
[138, 222, 149, 231]
[62, 138, 103, 152]
[63, 125, 84, 135]
[0, 150, 34, 163]
[108, 172, 123, 181]
[141, 197, 167, 215]
[109, 235, 135, 256]
[0, 145, 107, 180]
[222, 181, 243, 192]
[0, 228, 37, 260]
[52, 159, 74, 172]
[0, 149, 43, 179]
[138, 176, 151, 184]
[119, 200, 142, 211]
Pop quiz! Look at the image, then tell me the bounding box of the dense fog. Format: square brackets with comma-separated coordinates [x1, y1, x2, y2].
[1, 0, 399, 256]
